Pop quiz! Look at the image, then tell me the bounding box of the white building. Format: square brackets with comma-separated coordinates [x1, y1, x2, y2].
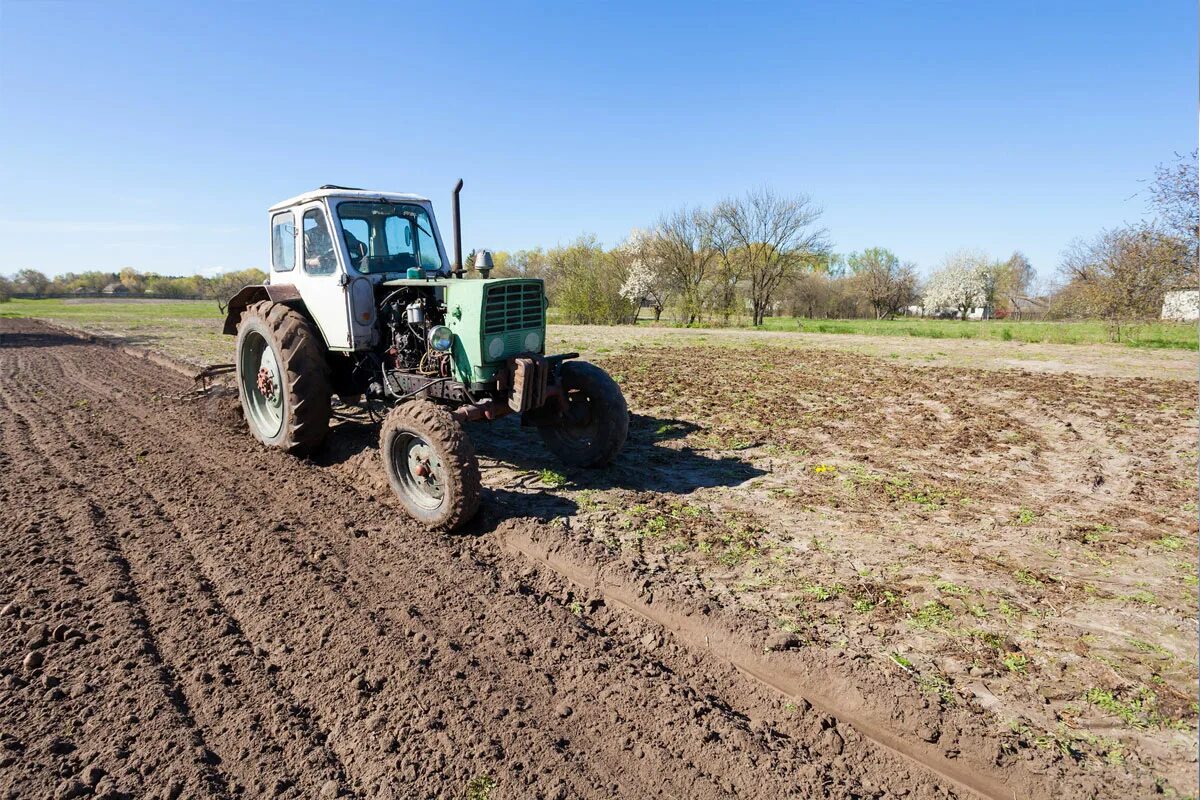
[1161, 289, 1199, 322]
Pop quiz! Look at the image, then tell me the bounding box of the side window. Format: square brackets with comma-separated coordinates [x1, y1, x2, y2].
[384, 216, 415, 257]
[302, 209, 337, 275]
[271, 212, 295, 272]
[416, 216, 441, 270]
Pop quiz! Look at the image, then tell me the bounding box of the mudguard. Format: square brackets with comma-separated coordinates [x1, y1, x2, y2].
[221, 284, 304, 335]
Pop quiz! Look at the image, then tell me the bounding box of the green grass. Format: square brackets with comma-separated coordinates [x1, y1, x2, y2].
[10, 299, 1196, 352]
[0, 297, 222, 322]
[674, 315, 1196, 349]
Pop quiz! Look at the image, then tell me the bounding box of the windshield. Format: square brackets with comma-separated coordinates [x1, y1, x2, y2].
[335, 201, 445, 275]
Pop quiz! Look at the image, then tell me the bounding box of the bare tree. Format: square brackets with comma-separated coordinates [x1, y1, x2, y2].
[652, 207, 721, 326]
[1059, 224, 1192, 339]
[714, 189, 828, 326]
[999, 251, 1035, 311]
[846, 248, 917, 319]
[1147, 150, 1198, 254]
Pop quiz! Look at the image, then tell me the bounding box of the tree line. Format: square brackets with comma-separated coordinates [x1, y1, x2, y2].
[3, 152, 1194, 333]
[0, 267, 268, 304]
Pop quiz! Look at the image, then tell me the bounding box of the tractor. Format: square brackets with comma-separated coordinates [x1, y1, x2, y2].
[221, 181, 628, 530]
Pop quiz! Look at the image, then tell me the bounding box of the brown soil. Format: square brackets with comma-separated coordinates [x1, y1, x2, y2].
[0, 318, 961, 799]
[1, 319, 1194, 799]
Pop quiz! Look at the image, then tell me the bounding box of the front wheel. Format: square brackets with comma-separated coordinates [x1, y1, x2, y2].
[539, 361, 628, 468]
[380, 400, 481, 530]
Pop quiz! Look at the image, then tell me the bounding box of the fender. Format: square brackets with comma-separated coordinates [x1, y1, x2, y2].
[221, 284, 305, 335]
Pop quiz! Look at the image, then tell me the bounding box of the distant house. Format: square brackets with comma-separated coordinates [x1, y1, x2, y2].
[1161, 289, 1199, 322]
[1003, 295, 1050, 320]
[101, 282, 129, 295]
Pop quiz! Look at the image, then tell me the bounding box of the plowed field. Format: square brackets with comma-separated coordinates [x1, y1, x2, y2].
[0, 317, 1195, 800]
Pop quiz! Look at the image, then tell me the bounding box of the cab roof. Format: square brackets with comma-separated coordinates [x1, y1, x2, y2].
[269, 186, 431, 212]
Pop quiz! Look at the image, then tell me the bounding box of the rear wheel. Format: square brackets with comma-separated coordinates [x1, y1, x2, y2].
[381, 400, 481, 530]
[539, 361, 628, 468]
[235, 300, 331, 454]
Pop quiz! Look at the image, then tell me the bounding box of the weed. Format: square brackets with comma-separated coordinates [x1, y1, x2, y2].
[800, 582, 840, 602]
[1127, 638, 1170, 657]
[1015, 507, 1037, 525]
[1013, 569, 1042, 587]
[916, 672, 956, 704]
[1002, 652, 1029, 672]
[852, 599, 875, 614]
[639, 515, 668, 538]
[539, 469, 567, 488]
[1119, 590, 1157, 606]
[933, 578, 969, 596]
[1153, 535, 1185, 552]
[1083, 686, 1185, 730]
[908, 601, 954, 629]
[889, 652, 914, 670]
[466, 776, 496, 800]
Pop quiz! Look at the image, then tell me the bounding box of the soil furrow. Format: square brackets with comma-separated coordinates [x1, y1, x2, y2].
[0, 362, 233, 798]
[0, 316, 970, 798]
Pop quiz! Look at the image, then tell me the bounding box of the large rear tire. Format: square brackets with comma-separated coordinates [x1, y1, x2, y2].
[539, 361, 628, 468]
[235, 300, 331, 454]
[381, 400, 481, 530]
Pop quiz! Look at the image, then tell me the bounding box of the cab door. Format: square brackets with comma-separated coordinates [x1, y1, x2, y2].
[294, 202, 354, 350]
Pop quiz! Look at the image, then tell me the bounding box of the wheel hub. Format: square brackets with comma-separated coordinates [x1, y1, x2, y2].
[256, 367, 276, 400]
[406, 443, 441, 495]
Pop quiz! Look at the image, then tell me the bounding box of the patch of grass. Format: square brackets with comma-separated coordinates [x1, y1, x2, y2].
[1152, 535, 1186, 552]
[777, 316, 1198, 349]
[1084, 686, 1187, 730]
[889, 652, 914, 670]
[1015, 507, 1037, 525]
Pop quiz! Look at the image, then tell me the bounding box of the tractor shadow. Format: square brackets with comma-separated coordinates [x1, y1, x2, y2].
[470, 412, 764, 493]
[315, 409, 766, 528]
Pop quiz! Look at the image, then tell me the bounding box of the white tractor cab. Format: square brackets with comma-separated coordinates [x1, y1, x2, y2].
[253, 185, 451, 351]
[220, 182, 628, 531]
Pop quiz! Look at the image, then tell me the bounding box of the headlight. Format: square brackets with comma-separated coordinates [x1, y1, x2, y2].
[428, 325, 453, 352]
[486, 335, 505, 359]
[524, 330, 542, 352]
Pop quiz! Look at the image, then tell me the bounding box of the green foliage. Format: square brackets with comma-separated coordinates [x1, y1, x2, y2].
[465, 776, 497, 800]
[538, 469, 567, 488]
[547, 236, 636, 325]
[1, 267, 269, 302]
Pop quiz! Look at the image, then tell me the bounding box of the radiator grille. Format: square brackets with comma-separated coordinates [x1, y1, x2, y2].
[483, 282, 544, 334]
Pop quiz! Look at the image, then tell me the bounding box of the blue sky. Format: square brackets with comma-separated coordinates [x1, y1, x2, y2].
[0, 1, 1194, 283]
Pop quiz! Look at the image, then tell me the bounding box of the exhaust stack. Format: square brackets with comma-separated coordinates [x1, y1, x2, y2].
[451, 178, 464, 277]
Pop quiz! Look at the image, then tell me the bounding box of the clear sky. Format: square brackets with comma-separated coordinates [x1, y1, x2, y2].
[0, 1, 1194, 283]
